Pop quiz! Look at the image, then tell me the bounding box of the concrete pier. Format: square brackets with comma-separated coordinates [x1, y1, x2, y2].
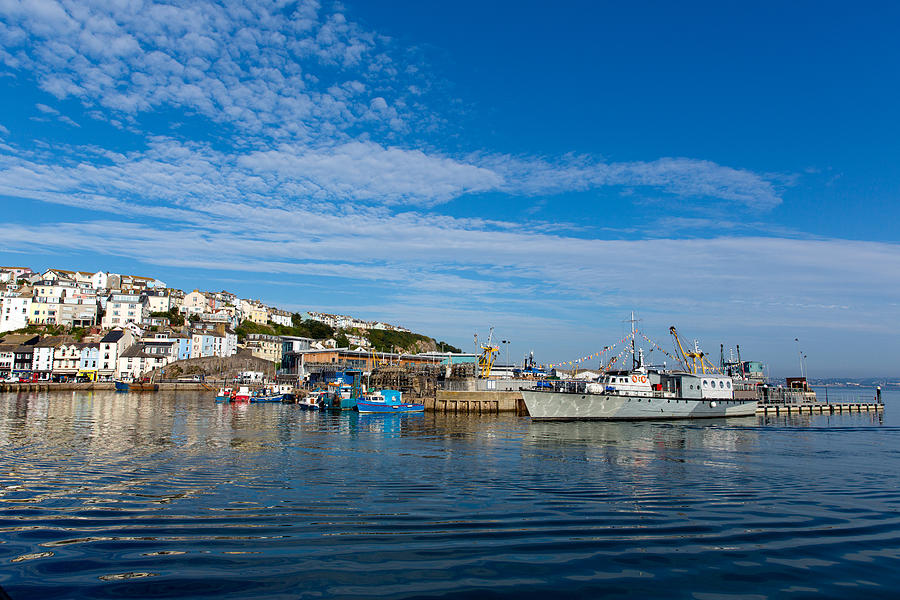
[756, 403, 883, 415]
[427, 390, 525, 414]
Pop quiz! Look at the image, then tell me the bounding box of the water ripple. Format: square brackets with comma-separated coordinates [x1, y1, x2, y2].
[1, 390, 899, 599]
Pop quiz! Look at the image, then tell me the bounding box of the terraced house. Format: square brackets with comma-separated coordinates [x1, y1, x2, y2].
[101, 293, 148, 329]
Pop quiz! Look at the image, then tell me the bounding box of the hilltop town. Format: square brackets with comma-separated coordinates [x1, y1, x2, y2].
[0, 266, 460, 382]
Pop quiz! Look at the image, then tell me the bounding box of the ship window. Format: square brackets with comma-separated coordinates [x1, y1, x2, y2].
[702, 380, 707, 387]
[727, 381, 732, 389]
[719, 381, 725, 388]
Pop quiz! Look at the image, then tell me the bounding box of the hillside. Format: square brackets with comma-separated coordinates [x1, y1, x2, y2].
[234, 314, 462, 355]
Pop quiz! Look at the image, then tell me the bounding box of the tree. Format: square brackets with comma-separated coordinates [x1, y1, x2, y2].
[437, 340, 462, 353]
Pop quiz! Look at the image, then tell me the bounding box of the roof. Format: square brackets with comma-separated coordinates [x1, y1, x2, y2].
[100, 330, 125, 343]
[119, 344, 149, 358]
[0, 334, 40, 346]
[35, 335, 73, 348]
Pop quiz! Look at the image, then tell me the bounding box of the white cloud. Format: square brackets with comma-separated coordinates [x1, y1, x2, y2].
[35, 102, 58, 115]
[0, 0, 416, 142]
[481, 154, 782, 210]
[2, 209, 897, 333]
[238, 141, 503, 205]
[0, 1, 785, 210]
[0, 136, 784, 212]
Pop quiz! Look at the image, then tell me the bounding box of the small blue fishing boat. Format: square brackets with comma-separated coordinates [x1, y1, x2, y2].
[356, 389, 424, 414]
[250, 393, 284, 403]
[249, 384, 292, 403]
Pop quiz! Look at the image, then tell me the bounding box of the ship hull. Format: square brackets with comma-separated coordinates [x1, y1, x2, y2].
[521, 391, 756, 421]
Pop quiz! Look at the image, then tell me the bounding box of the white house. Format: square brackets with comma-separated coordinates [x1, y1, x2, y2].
[53, 341, 83, 378]
[268, 309, 292, 328]
[142, 290, 172, 313]
[0, 267, 34, 282]
[116, 342, 174, 379]
[0, 293, 30, 333]
[99, 329, 134, 379]
[41, 269, 76, 282]
[32, 336, 65, 380]
[102, 293, 149, 329]
[182, 290, 209, 315]
[33, 279, 75, 300]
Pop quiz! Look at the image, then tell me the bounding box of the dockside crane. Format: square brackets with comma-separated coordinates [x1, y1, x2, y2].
[669, 326, 720, 374]
[475, 327, 500, 378]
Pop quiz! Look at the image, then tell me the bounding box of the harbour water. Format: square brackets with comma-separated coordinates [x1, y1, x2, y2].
[1, 388, 897, 599]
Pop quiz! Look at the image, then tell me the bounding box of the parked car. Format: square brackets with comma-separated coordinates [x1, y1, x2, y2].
[2, 376, 18, 383]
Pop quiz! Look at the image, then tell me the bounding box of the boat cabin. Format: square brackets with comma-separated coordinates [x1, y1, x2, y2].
[587, 370, 735, 400]
[588, 370, 656, 397]
[662, 373, 734, 400]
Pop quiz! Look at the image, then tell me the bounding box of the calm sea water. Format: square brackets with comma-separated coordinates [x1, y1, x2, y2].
[0, 388, 897, 599]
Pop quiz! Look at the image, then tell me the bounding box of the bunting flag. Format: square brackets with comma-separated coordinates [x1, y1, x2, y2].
[639, 332, 677, 361]
[548, 332, 633, 368]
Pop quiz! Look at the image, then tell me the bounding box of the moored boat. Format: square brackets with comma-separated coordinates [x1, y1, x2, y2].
[299, 390, 326, 410]
[232, 386, 252, 402]
[250, 391, 284, 403]
[356, 389, 425, 414]
[115, 379, 159, 392]
[522, 369, 756, 421]
[522, 316, 757, 421]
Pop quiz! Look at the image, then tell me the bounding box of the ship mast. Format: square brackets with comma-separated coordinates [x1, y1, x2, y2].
[627, 311, 640, 370]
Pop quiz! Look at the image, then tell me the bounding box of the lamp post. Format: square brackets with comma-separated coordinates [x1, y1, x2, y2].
[794, 338, 804, 379]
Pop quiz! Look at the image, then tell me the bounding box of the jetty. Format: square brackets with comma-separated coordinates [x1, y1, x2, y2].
[757, 402, 883, 415]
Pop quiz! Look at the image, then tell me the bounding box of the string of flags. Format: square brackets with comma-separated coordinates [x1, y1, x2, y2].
[548, 333, 632, 368]
[639, 332, 677, 361]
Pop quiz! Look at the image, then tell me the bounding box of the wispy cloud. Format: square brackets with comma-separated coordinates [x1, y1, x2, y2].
[0, 136, 784, 211]
[0, 1, 786, 210]
[2, 211, 897, 332]
[482, 154, 783, 210]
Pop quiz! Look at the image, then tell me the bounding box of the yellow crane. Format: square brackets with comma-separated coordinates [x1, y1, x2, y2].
[669, 326, 720, 374]
[475, 327, 500, 378]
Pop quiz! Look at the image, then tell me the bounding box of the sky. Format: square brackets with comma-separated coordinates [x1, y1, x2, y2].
[0, 0, 898, 377]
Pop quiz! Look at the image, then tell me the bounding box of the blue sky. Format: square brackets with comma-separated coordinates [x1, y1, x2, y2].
[0, 0, 898, 377]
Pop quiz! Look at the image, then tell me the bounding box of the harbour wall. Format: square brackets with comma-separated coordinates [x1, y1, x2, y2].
[428, 390, 526, 414]
[0, 382, 211, 392]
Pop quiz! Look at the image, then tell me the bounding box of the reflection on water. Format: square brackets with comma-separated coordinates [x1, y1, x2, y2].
[1, 389, 899, 599]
